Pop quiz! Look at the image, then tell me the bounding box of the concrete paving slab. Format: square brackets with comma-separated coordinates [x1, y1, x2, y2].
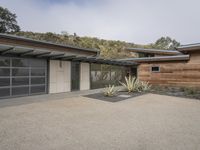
[0, 94, 200, 150]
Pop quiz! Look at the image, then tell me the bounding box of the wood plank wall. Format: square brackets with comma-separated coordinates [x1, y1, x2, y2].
[138, 51, 200, 87]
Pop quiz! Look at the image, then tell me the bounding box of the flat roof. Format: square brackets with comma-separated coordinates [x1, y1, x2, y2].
[0, 44, 137, 66]
[177, 43, 200, 51]
[0, 33, 100, 53]
[126, 48, 182, 55]
[118, 55, 190, 63]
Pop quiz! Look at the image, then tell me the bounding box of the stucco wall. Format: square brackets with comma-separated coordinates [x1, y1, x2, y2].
[49, 60, 71, 93]
[80, 63, 90, 90]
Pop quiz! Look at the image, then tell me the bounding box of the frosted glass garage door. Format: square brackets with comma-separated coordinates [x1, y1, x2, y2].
[0, 56, 47, 99]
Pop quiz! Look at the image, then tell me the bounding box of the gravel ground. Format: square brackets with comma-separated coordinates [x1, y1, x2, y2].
[0, 94, 200, 150]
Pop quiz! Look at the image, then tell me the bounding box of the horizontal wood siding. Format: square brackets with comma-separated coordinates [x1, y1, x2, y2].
[138, 51, 200, 87]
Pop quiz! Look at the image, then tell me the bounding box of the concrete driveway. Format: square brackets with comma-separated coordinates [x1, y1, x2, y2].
[0, 94, 200, 150]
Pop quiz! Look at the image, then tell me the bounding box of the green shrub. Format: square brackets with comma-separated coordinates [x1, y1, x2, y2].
[139, 81, 152, 92]
[183, 87, 197, 95]
[180, 87, 185, 92]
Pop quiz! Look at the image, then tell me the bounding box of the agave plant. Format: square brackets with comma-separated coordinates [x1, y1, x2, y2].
[119, 75, 151, 93]
[103, 85, 117, 97]
[139, 81, 152, 92]
[119, 75, 138, 92]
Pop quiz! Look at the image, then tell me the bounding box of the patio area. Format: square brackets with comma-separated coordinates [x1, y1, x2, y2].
[0, 93, 200, 150]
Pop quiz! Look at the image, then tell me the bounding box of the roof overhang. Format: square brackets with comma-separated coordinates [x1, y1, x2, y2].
[0, 44, 137, 66]
[126, 48, 182, 55]
[177, 43, 200, 52]
[0, 33, 100, 54]
[118, 55, 190, 63]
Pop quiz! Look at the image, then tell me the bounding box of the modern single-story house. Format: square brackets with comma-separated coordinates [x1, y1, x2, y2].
[1, 33, 199, 99]
[121, 44, 200, 87]
[0, 34, 137, 99]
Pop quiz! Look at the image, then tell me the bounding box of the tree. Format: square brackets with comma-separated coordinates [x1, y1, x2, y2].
[0, 6, 20, 33]
[13, 32, 181, 58]
[152, 37, 180, 50]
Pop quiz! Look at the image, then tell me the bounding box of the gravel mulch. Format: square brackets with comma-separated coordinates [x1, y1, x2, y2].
[84, 91, 146, 102]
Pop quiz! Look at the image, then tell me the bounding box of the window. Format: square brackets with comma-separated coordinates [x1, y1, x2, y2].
[90, 64, 128, 89]
[151, 66, 160, 72]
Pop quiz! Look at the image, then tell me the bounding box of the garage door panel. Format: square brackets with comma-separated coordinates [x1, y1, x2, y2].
[31, 77, 45, 85]
[0, 68, 10, 76]
[31, 68, 45, 76]
[0, 58, 10, 66]
[12, 68, 29, 76]
[0, 88, 10, 97]
[12, 86, 29, 96]
[0, 78, 10, 87]
[12, 77, 29, 86]
[0, 56, 47, 99]
[12, 59, 29, 67]
[31, 85, 45, 94]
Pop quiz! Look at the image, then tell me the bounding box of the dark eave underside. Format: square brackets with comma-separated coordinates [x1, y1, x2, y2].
[0, 44, 137, 66]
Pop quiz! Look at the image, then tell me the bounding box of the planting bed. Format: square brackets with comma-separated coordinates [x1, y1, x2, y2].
[84, 91, 146, 102]
[150, 86, 200, 100]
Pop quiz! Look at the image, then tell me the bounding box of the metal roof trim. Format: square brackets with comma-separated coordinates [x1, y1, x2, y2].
[126, 48, 182, 55]
[177, 43, 200, 51]
[119, 55, 190, 62]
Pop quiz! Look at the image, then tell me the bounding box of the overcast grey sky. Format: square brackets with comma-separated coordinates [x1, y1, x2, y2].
[1, 0, 200, 44]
